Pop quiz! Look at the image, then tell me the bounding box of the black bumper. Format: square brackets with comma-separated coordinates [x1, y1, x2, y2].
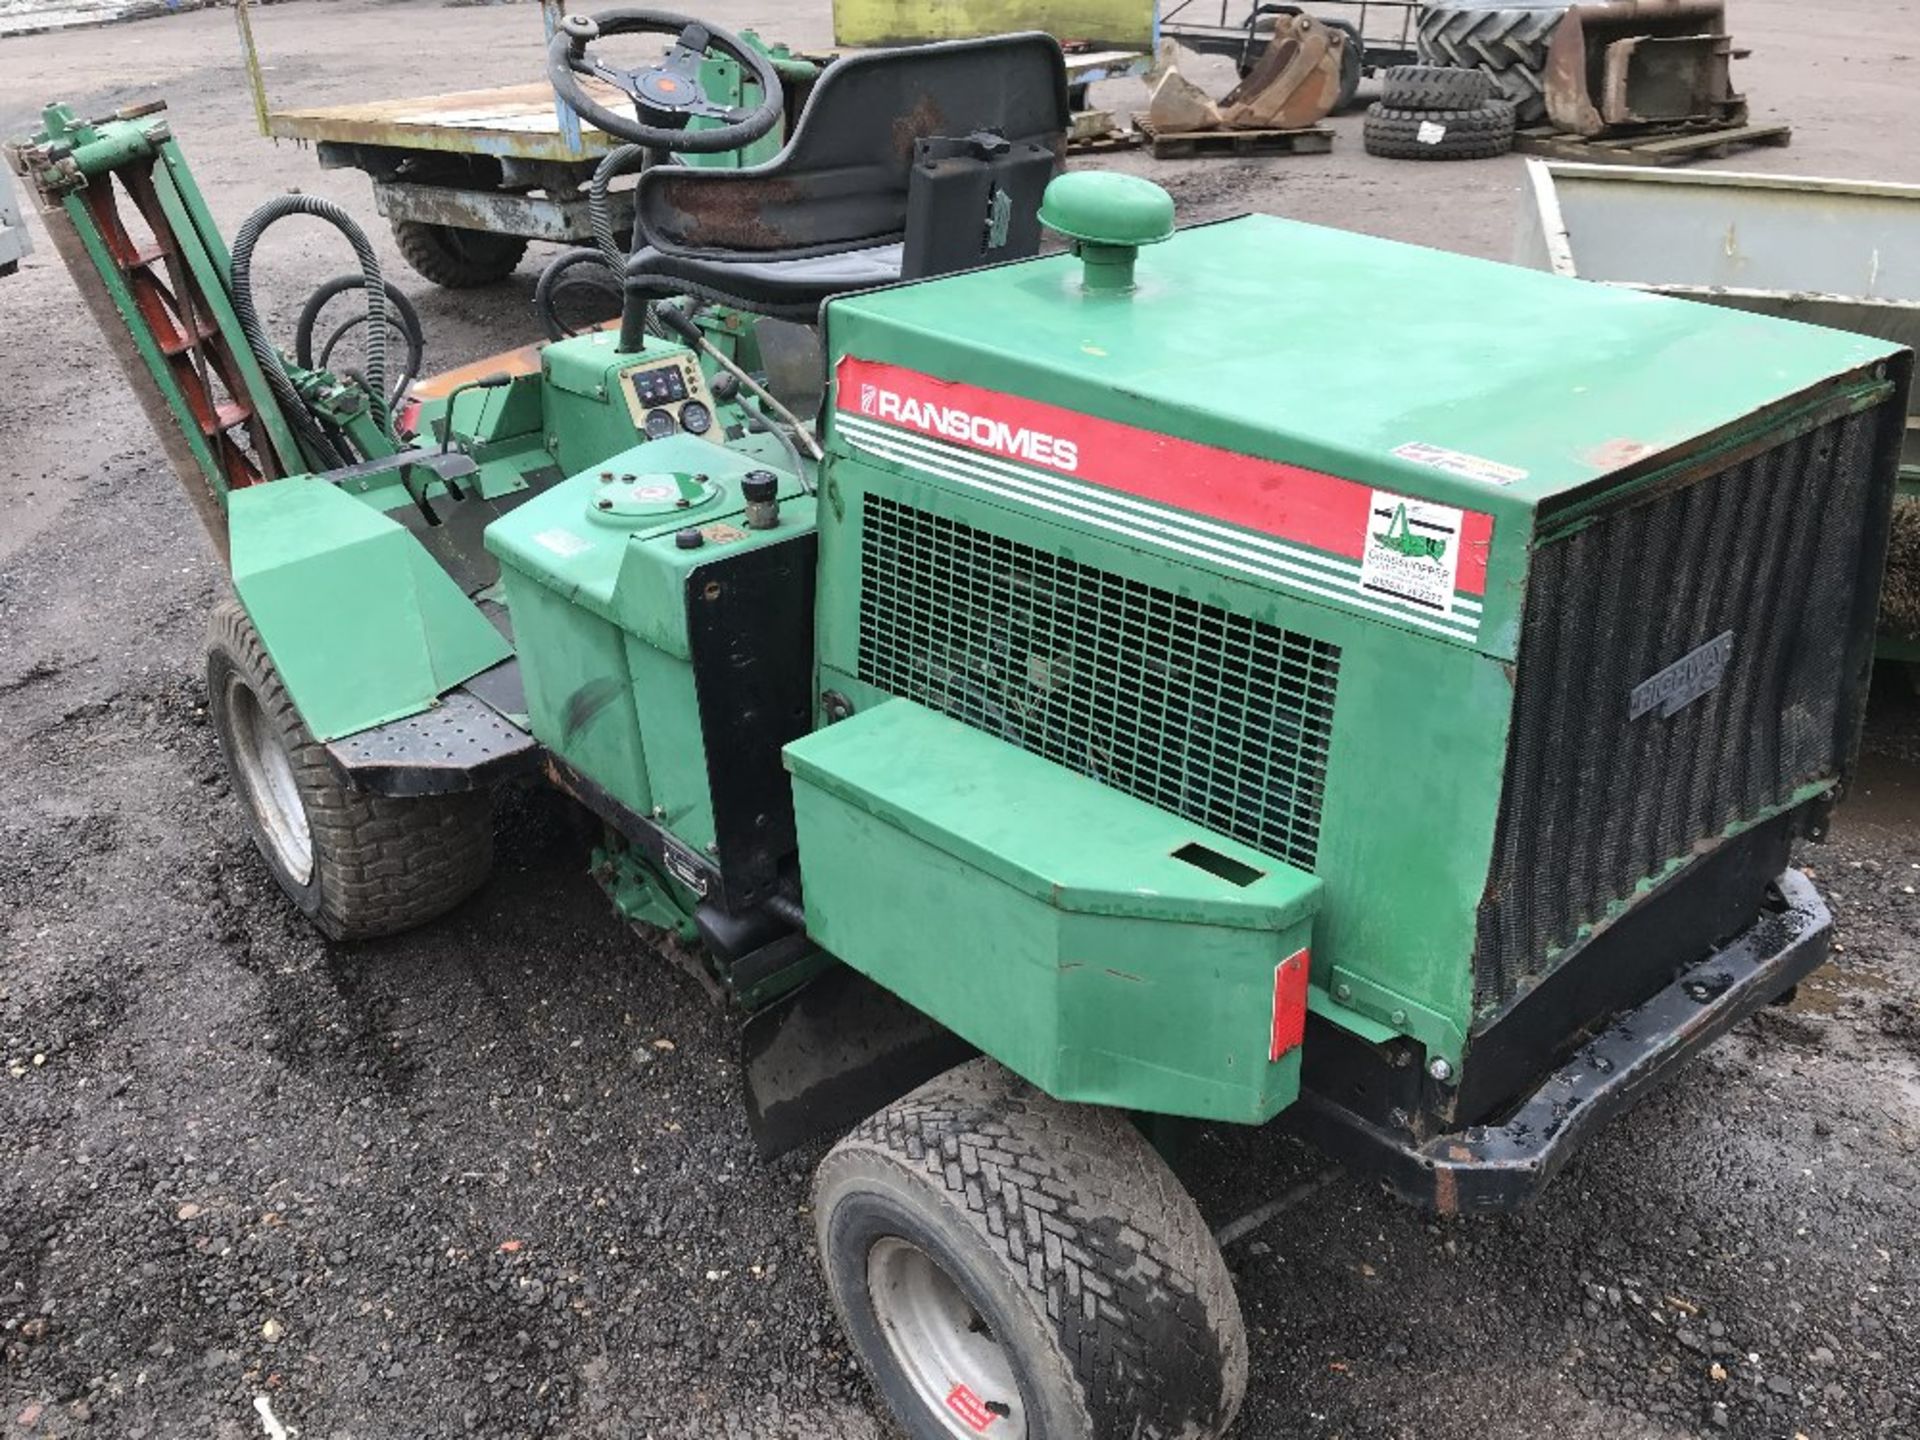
[323, 664, 538, 797]
[1291, 866, 1831, 1214]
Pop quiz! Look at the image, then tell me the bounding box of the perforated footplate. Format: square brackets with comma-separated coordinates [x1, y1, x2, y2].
[326, 687, 537, 796]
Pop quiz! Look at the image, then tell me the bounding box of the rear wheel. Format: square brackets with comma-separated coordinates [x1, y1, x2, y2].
[206, 599, 494, 939]
[814, 1058, 1246, 1440]
[390, 219, 528, 288]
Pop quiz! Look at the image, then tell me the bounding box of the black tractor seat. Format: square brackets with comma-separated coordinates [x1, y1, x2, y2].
[622, 32, 1069, 334]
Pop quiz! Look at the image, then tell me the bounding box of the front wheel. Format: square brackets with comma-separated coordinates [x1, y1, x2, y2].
[206, 599, 494, 940]
[814, 1058, 1247, 1440]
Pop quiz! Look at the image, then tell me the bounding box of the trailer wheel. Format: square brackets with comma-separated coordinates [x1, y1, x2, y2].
[1326, 19, 1365, 112]
[206, 599, 493, 940]
[1363, 100, 1516, 159]
[391, 220, 528, 289]
[814, 1058, 1246, 1440]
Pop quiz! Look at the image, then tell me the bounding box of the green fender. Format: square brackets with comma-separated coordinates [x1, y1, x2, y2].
[228, 479, 511, 741]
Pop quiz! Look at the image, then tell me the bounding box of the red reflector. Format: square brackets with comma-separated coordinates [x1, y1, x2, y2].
[1270, 948, 1309, 1061]
[396, 397, 421, 440]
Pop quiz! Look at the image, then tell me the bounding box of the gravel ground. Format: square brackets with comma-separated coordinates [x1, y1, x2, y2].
[2, 2, 1919, 1436]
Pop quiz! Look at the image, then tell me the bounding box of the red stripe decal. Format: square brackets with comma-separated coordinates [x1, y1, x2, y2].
[1271, 949, 1310, 1062]
[834, 356, 1491, 596]
[946, 1384, 999, 1431]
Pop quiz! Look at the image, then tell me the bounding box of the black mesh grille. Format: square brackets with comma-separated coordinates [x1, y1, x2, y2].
[857, 495, 1342, 869]
[1474, 408, 1883, 1017]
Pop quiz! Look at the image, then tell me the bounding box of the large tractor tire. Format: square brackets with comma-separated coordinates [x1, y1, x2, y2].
[1364, 99, 1517, 159]
[390, 219, 528, 289]
[814, 1058, 1246, 1440]
[1415, 1, 1571, 124]
[206, 599, 494, 940]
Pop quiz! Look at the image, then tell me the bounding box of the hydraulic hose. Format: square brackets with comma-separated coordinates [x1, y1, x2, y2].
[593, 144, 690, 347]
[589, 143, 647, 273]
[230, 193, 396, 470]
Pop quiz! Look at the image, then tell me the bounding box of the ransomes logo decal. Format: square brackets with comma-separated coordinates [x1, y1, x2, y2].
[858, 384, 1080, 474]
[1630, 631, 1735, 720]
[833, 357, 1499, 644]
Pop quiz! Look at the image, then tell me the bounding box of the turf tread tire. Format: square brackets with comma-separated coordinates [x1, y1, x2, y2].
[1379, 62, 1494, 109]
[206, 599, 493, 940]
[390, 219, 528, 289]
[1363, 100, 1516, 159]
[814, 1058, 1247, 1440]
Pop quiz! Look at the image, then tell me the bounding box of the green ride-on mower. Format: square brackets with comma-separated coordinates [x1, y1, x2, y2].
[9, 8, 1914, 1434]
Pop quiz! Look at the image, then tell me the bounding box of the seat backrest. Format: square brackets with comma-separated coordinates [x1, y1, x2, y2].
[635, 33, 1069, 259]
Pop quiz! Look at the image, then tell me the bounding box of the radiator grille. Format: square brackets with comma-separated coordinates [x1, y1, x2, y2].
[857, 495, 1342, 869]
[1474, 408, 1883, 1017]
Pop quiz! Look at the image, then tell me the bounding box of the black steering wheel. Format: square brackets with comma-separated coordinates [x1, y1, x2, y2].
[548, 8, 785, 153]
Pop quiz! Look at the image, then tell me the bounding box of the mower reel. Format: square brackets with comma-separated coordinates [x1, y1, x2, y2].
[548, 8, 785, 152]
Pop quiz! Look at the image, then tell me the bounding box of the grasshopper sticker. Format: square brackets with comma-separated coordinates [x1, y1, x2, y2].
[1360, 491, 1464, 616]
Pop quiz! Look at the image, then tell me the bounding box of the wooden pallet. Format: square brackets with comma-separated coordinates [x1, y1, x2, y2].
[1069, 127, 1146, 155]
[1512, 121, 1791, 167]
[1067, 109, 1145, 154]
[1134, 116, 1334, 160]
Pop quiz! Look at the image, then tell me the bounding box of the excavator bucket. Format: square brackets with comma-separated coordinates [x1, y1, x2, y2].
[1544, 0, 1746, 138]
[1216, 12, 1344, 131]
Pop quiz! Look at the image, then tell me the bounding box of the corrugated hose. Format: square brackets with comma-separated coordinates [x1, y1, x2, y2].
[230, 193, 394, 471]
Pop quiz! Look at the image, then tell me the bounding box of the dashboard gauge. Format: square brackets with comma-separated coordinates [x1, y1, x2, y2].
[679, 400, 713, 436]
[644, 407, 677, 440]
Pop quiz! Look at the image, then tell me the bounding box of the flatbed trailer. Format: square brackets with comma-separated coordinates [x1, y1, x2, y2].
[255, 25, 1143, 284]
[266, 81, 629, 251]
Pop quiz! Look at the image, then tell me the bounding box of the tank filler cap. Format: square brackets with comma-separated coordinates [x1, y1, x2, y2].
[1038, 172, 1174, 295]
[587, 469, 722, 525]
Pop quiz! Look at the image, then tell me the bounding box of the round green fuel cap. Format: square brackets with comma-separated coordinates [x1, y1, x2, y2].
[1037, 172, 1176, 247]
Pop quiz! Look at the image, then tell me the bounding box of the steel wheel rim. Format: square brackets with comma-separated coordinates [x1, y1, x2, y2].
[867, 1236, 1026, 1439]
[227, 676, 313, 885]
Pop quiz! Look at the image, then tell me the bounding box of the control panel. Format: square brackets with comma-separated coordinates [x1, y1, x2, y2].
[618, 353, 720, 447]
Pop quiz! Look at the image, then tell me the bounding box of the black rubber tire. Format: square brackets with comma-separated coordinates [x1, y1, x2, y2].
[1379, 62, 1493, 110]
[1363, 100, 1516, 159]
[1415, 1, 1570, 124]
[390, 219, 528, 289]
[814, 1058, 1247, 1440]
[1326, 18, 1365, 113]
[532, 246, 623, 342]
[205, 599, 494, 941]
